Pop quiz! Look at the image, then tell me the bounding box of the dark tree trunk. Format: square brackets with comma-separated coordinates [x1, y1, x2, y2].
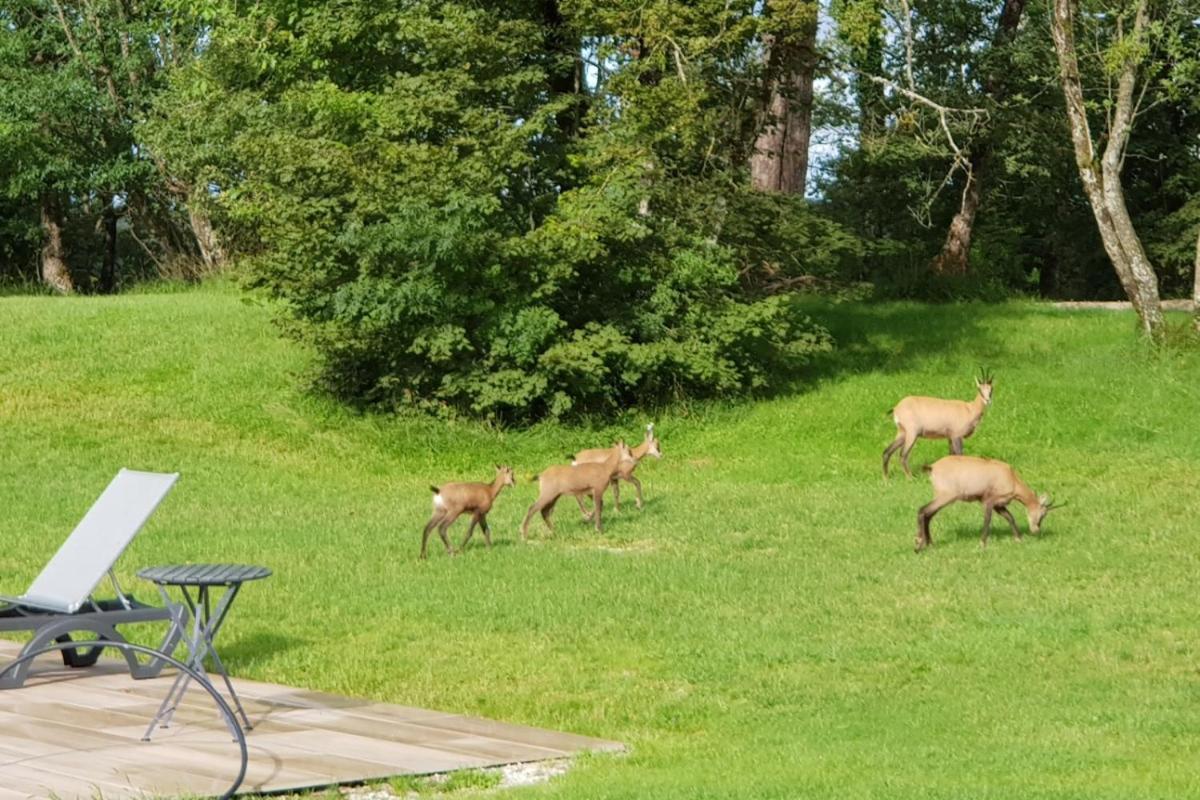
[541, 0, 585, 140]
[1039, 251, 1059, 297]
[1193, 225, 1199, 333]
[39, 193, 73, 294]
[750, 2, 818, 195]
[931, 0, 1027, 275]
[99, 198, 118, 293]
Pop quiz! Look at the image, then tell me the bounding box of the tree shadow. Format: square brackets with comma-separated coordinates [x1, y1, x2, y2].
[793, 299, 1041, 389]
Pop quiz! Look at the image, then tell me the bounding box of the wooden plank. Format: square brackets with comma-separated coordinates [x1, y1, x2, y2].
[0, 638, 624, 799]
[0, 762, 141, 799]
[280, 708, 576, 759]
[258, 728, 495, 773]
[32, 740, 329, 796]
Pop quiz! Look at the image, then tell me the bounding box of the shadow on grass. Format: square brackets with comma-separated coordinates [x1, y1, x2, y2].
[219, 631, 301, 664]
[794, 299, 1040, 388]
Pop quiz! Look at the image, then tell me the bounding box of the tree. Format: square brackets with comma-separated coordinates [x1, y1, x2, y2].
[1051, 0, 1163, 337]
[151, 0, 837, 421]
[0, 0, 213, 292]
[931, 0, 1027, 275]
[1194, 227, 1200, 333]
[749, 0, 819, 195]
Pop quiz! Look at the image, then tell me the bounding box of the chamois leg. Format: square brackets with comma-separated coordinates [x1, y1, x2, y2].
[915, 496, 954, 552]
[980, 502, 994, 548]
[899, 431, 920, 478]
[628, 475, 644, 509]
[882, 432, 904, 478]
[460, 513, 481, 550]
[420, 512, 445, 560]
[950, 437, 964, 455]
[574, 494, 594, 521]
[996, 506, 1022, 541]
[591, 490, 604, 533]
[611, 478, 621, 512]
[437, 514, 458, 556]
[521, 500, 545, 541]
[540, 497, 559, 534]
[480, 514, 493, 549]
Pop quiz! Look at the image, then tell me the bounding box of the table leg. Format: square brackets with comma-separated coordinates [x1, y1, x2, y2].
[143, 585, 241, 741]
[202, 583, 253, 730]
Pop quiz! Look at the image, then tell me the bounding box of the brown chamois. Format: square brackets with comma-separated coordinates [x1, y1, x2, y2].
[884, 368, 994, 478]
[570, 423, 662, 514]
[421, 465, 515, 559]
[521, 441, 634, 539]
[915, 455, 1061, 552]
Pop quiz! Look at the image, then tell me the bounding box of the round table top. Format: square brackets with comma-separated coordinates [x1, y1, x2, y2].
[138, 563, 272, 586]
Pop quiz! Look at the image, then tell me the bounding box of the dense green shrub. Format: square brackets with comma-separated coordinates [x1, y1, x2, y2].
[165, 0, 837, 422]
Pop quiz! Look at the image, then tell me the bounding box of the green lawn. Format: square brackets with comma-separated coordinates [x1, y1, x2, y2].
[2, 284, 1199, 799]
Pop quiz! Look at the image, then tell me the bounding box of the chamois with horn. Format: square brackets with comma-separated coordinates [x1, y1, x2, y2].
[915, 455, 1061, 552]
[570, 423, 662, 514]
[884, 368, 994, 478]
[522, 441, 634, 539]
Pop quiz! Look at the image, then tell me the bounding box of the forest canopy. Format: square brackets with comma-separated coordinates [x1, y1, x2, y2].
[2, 0, 1198, 419]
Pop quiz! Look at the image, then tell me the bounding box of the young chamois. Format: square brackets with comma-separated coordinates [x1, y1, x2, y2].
[521, 441, 634, 539]
[915, 455, 1060, 552]
[883, 368, 994, 478]
[421, 465, 515, 559]
[570, 423, 662, 514]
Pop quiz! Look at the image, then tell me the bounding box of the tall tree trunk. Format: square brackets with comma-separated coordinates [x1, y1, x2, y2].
[1051, 0, 1163, 338]
[750, 1, 818, 195]
[931, 0, 1027, 275]
[932, 150, 985, 275]
[188, 204, 225, 271]
[99, 197, 118, 293]
[1193, 225, 1199, 333]
[541, 0, 585, 141]
[39, 193, 73, 294]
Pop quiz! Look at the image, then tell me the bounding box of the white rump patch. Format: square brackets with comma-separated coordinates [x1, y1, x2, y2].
[433, 494, 446, 509]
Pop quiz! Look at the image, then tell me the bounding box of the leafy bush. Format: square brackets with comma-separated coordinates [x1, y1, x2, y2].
[178, 0, 837, 423]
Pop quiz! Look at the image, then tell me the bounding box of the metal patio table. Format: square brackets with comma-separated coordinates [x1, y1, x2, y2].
[137, 563, 271, 741]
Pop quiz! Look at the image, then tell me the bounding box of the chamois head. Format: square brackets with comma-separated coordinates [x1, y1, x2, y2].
[1030, 494, 1063, 534]
[494, 464, 516, 488]
[644, 423, 663, 459]
[974, 367, 995, 406]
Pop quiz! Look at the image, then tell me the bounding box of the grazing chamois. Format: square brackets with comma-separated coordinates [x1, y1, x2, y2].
[521, 441, 634, 539]
[570, 423, 662, 514]
[915, 455, 1060, 552]
[421, 465, 515, 559]
[883, 368, 994, 478]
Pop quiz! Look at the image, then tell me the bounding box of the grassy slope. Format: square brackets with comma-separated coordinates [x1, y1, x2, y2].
[1, 285, 1198, 799]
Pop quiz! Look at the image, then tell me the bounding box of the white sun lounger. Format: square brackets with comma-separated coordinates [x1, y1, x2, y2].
[0, 469, 186, 689]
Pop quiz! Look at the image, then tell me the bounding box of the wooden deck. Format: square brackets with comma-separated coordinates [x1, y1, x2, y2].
[0, 640, 623, 799]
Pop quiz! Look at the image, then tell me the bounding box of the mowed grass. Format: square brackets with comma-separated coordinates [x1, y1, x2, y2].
[2, 284, 1199, 799]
